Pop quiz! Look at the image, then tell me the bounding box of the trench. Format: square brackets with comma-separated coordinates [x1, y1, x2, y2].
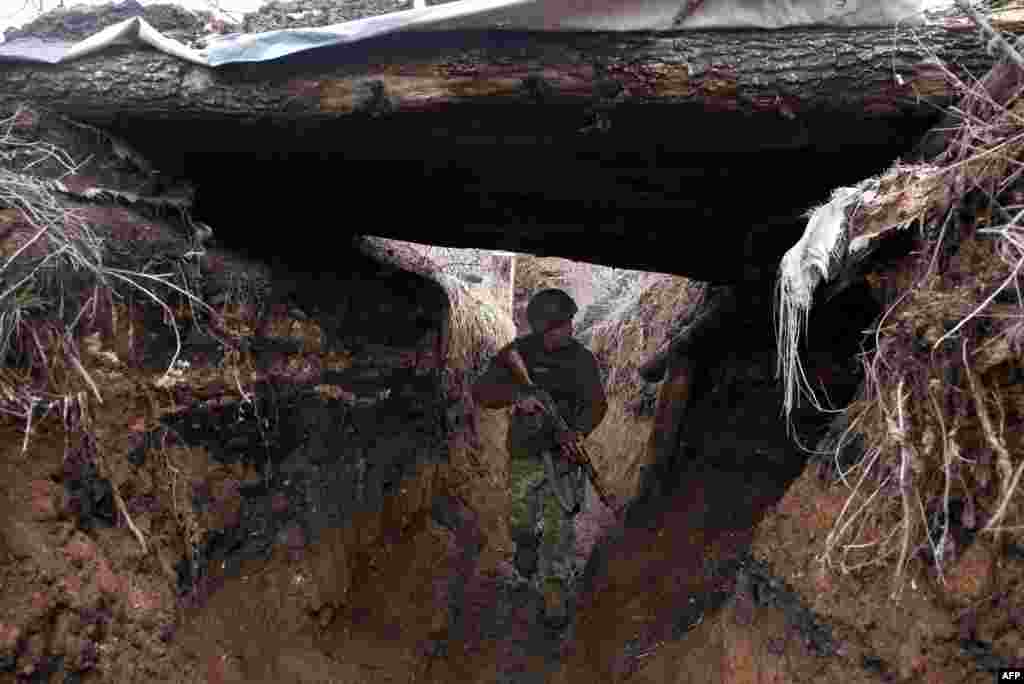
[3, 2, 1021, 676]
[0, 193, 888, 682]
[566, 278, 880, 680]
[134, 230, 884, 682]
[3, 97, 924, 681]
[135, 97, 907, 679]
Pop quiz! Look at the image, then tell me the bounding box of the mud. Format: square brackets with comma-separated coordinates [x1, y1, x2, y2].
[62, 447, 117, 533]
[737, 556, 837, 657]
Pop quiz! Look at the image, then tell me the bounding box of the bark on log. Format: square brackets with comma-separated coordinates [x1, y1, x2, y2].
[0, 18, 1014, 122]
[1, 17, 1017, 285]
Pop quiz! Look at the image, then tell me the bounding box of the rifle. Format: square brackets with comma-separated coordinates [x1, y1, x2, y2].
[502, 348, 621, 518]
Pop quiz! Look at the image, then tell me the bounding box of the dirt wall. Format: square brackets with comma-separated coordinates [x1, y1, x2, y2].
[0, 168, 520, 683]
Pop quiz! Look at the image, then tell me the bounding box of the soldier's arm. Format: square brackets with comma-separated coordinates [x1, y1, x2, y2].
[471, 342, 526, 409]
[573, 351, 608, 436]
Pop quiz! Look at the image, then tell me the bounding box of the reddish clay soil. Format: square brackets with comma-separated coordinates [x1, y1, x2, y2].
[554, 453, 806, 684]
[0, 414, 195, 684]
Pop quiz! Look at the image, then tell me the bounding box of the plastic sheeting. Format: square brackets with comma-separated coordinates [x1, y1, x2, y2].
[775, 184, 870, 417]
[0, 0, 929, 67]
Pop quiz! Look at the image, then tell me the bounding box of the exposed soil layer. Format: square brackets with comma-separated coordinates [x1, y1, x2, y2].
[0, 164, 514, 683]
[563, 458, 805, 682]
[0, 202, 903, 684]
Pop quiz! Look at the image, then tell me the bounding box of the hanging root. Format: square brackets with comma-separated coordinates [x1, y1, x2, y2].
[888, 378, 917, 596]
[963, 339, 1024, 536]
[799, 6, 1024, 586]
[819, 444, 886, 566]
[985, 451, 1024, 535]
[111, 477, 148, 554]
[929, 388, 951, 585]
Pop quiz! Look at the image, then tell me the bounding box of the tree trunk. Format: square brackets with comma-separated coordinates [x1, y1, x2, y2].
[0, 20, 1012, 121]
[2, 18, 1016, 284]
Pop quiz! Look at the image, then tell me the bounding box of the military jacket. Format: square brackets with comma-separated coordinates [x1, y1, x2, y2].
[480, 332, 606, 459]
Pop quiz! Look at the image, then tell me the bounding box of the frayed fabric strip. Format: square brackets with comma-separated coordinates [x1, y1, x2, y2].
[776, 185, 866, 418]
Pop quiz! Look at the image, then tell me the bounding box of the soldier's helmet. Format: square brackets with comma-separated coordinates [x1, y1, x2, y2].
[527, 289, 578, 332]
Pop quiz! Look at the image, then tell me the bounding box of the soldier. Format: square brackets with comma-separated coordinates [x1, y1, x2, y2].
[472, 288, 608, 627]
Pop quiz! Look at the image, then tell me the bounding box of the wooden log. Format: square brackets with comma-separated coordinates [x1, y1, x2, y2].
[0, 18, 1012, 122]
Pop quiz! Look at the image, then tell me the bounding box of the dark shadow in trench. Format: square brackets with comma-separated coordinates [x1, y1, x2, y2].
[577, 276, 882, 658]
[638, 276, 879, 519]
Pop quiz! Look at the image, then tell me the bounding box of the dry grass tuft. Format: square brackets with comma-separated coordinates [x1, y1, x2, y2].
[0, 105, 216, 554]
[585, 274, 703, 499]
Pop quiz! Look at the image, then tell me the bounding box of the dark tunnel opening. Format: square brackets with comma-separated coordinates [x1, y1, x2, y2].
[101, 102, 923, 582]
[623, 272, 884, 532]
[100, 102, 944, 283]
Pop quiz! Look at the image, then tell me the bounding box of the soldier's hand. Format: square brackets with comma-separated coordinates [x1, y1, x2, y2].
[515, 385, 553, 414]
[556, 430, 582, 447]
[516, 396, 546, 414]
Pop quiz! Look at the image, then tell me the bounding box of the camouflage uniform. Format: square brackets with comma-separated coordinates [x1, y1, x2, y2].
[478, 330, 606, 625]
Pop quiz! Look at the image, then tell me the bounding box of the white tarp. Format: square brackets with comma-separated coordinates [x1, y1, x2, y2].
[0, 0, 929, 67]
